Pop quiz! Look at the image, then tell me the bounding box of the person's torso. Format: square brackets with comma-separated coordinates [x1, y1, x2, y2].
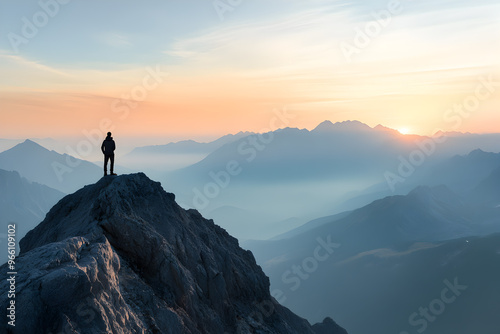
[103, 138, 115, 153]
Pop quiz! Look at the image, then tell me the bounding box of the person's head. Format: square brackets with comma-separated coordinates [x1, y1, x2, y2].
[107, 132, 112, 137]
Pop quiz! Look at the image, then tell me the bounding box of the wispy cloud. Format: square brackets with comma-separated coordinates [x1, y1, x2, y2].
[0, 51, 157, 93]
[164, 2, 499, 76]
[96, 32, 133, 48]
[1, 1, 499, 137]
[162, 2, 500, 100]
[0, 51, 69, 77]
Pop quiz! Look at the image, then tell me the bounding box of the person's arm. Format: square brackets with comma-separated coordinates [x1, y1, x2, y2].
[112, 140, 116, 151]
[101, 141, 105, 154]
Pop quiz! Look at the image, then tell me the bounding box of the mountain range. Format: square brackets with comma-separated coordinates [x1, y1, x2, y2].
[2, 122, 500, 241]
[0, 169, 64, 264]
[244, 180, 500, 334]
[121, 132, 254, 173]
[0, 140, 102, 194]
[163, 121, 500, 239]
[1, 121, 500, 333]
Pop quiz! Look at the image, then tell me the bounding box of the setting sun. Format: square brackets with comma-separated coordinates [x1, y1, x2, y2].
[398, 128, 410, 135]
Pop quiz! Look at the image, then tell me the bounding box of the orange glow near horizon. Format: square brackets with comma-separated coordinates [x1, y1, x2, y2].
[2, 78, 500, 140]
[1, 1, 499, 140]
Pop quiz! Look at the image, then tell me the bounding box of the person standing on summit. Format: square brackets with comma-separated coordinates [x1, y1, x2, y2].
[101, 132, 116, 176]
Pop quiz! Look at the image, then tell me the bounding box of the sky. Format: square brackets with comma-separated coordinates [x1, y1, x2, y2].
[1, 0, 499, 142]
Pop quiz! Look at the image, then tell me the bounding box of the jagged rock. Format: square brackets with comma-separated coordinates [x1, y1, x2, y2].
[0, 173, 346, 334]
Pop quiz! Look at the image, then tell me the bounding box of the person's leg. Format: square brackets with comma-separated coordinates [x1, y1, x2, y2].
[104, 155, 109, 175]
[110, 154, 115, 174]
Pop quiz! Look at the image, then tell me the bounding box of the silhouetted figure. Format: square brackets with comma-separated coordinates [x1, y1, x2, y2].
[101, 132, 116, 176]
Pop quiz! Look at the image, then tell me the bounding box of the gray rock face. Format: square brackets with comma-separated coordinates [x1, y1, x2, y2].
[0, 173, 346, 334]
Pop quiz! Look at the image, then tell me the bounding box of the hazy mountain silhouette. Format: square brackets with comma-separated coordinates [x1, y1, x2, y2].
[245, 185, 500, 334]
[128, 132, 254, 156]
[122, 132, 254, 173]
[470, 165, 500, 207]
[271, 211, 352, 241]
[0, 173, 346, 334]
[0, 139, 23, 153]
[258, 234, 500, 334]
[313, 120, 373, 133]
[164, 121, 427, 238]
[433, 132, 500, 155]
[340, 148, 500, 213]
[247, 185, 500, 262]
[0, 138, 65, 155]
[0, 169, 64, 264]
[273, 180, 500, 243]
[163, 122, 500, 239]
[0, 140, 101, 194]
[415, 149, 500, 192]
[205, 205, 305, 240]
[168, 122, 500, 189]
[168, 121, 414, 186]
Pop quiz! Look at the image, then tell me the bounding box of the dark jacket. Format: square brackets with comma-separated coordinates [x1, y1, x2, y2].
[101, 136, 116, 155]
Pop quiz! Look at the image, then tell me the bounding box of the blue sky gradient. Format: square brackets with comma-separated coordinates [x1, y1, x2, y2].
[1, 0, 499, 139]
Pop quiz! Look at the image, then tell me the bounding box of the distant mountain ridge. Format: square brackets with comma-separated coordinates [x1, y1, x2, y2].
[245, 182, 500, 334]
[165, 120, 422, 210]
[121, 132, 255, 174]
[247, 183, 500, 263]
[164, 121, 500, 239]
[471, 165, 500, 207]
[128, 132, 254, 155]
[415, 149, 500, 193]
[0, 139, 101, 193]
[312, 120, 373, 133]
[0, 169, 64, 264]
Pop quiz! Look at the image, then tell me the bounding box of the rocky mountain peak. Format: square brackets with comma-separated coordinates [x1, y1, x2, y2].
[2, 173, 346, 333]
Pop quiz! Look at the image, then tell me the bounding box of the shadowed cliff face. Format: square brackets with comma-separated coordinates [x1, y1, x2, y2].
[1, 173, 346, 334]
